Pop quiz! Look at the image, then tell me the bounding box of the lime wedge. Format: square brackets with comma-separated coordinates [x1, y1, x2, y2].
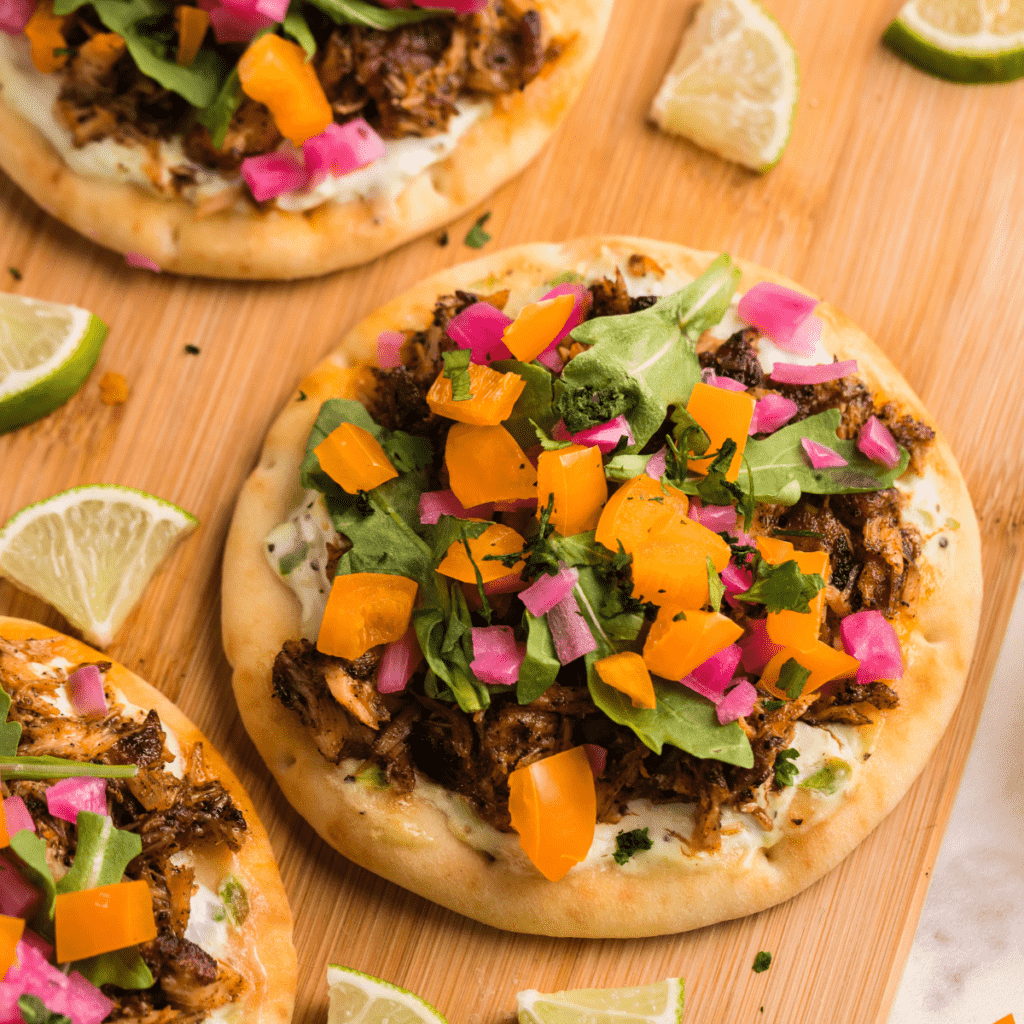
[518, 978, 685, 1024]
[649, 0, 799, 172]
[0, 486, 197, 648]
[883, 0, 1024, 82]
[327, 965, 448, 1024]
[0, 293, 108, 434]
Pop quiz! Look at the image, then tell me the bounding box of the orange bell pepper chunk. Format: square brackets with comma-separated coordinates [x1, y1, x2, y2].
[595, 474, 689, 554]
[317, 573, 418, 660]
[426, 364, 526, 426]
[643, 607, 744, 681]
[508, 747, 596, 882]
[238, 34, 332, 145]
[759, 641, 859, 700]
[445, 423, 538, 507]
[25, 0, 70, 74]
[55, 880, 157, 964]
[766, 549, 829, 651]
[631, 516, 730, 608]
[437, 523, 524, 583]
[175, 5, 210, 67]
[502, 294, 576, 362]
[685, 382, 756, 481]
[314, 422, 398, 495]
[594, 652, 656, 709]
[0, 916, 25, 979]
[0, 799, 8, 849]
[536, 444, 607, 537]
[755, 536, 794, 562]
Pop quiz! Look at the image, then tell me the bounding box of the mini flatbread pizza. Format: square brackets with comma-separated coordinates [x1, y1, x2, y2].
[222, 238, 981, 938]
[0, 0, 610, 279]
[0, 616, 296, 1022]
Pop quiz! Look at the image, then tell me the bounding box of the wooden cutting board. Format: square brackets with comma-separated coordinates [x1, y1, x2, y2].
[2, 1, 1023, 1021]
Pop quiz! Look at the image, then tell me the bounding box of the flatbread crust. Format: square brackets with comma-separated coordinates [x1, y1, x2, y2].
[221, 237, 982, 938]
[0, 0, 611, 279]
[0, 615, 297, 1022]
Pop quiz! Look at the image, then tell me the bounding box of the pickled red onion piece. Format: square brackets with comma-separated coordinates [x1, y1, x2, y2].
[721, 562, 753, 608]
[377, 625, 422, 694]
[376, 330, 404, 369]
[447, 302, 514, 364]
[701, 370, 747, 392]
[0, 941, 111, 1024]
[769, 359, 858, 385]
[303, 119, 385, 180]
[241, 151, 307, 202]
[687, 498, 736, 532]
[520, 564, 579, 616]
[418, 490, 494, 525]
[583, 743, 607, 777]
[470, 626, 526, 686]
[571, 415, 635, 453]
[645, 446, 667, 481]
[737, 282, 818, 350]
[749, 393, 798, 435]
[3, 795, 34, 835]
[839, 610, 903, 685]
[785, 313, 822, 356]
[417, 0, 487, 9]
[679, 643, 743, 704]
[199, 0, 271, 43]
[45, 777, 106, 824]
[535, 284, 592, 371]
[21, 930, 53, 961]
[551, 420, 572, 441]
[0, 859, 38, 918]
[254, 0, 288, 21]
[483, 573, 529, 595]
[857, 415, 900, 468]
[801, 438, 848, 469]
[125, 253, 161, 273]
[546, 591, 597, 665]
[739, 619, 783, 674]
[717, 680, 757, 724]
[67, 664, 106, 718]
[0, 0, 34, 33]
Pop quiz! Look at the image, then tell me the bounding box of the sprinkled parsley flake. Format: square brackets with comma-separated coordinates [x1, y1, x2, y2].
[613, 827, 653, 865]
[465, 213, 492, 249]
[753, 951, 773, 973]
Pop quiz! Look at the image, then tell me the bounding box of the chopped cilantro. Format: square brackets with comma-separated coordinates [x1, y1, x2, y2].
[772, 528, 823, 539]
[799, 758, 852, 794]
[670, 405, 710, 456]
[353, 490, 374, 517]
[773, 748, 800, 788]
[438, 231, 449, 246]
[672, 610, 687, 622]
[184, 344, 200, 354]
[718, 531, 757, 565]
[278, 544, 309, 576]
[778, 658, 811, 700]
[613, 827, 653, 865]
[442, 349, 472, 401]
[52, 46, 74, 57]
[734, 557, 824, 614]
[297, 390, 307, 401]
[18, 994, 71, 1024]
[460, 525, 494, 624]
[706, 556, 724, 613]
[7, 267, 21, 281]
[464, 213, 492, 248]
[382, 430, 433, 472]
[753, 951, 773, 973]
[762, 699, 786, 712]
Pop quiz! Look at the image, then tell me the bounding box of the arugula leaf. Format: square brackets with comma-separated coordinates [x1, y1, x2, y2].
[718, 531, 757, 566]
[706, 556, 724, 613]
[753, 951, 773, 973]
[442, 349, 472, 401]
[778, 658, 811, 699]
[490, 359, 560, 449]
[559, 254, 740, 448]
[381, 431, 433, 474]
[550, 531, 603, 567]
[517, 612, 560, 704]
[430, 516, 490, 564]
[306, 0, 448, 29]
[8, 831, 57, 931]
[604, 453, 652, 482]
[613, 827, 653, 865]
[773, 748, 800, 787]
[531, 418, 573, 451]
[0, 688, 22, 755]
[17, 995, 70, 1024]
[0, 756, 137, 781]
[670, 405, 710, 456]
[734, 559, 824, 614]
[799, 758, 852, 794]
[74, 948, 154, 990]
[464, 213, 492, 248]
[198, 66, 241, 149]
[282, 3, 316, 58]
[57, 812, 141, 893]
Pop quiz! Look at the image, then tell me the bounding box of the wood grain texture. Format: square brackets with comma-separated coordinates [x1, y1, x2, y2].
[1, 1, 1022, 1022]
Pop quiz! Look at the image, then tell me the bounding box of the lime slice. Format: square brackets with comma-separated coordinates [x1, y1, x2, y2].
[327, 965, 448, 1024]
[0, 485, 197, 648]
[518, 978, 685, 1024]
[0, 293, 108, 434]
[883, 0, 1024, 82]
[649, 0, 799, 172]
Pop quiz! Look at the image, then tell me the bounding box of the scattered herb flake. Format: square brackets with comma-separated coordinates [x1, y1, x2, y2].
[672, 610, 687, 622]
[464, 212, 492, 249]
[753, 951, 773, 973]
[442, 349, 473, 401]
[438, 231, 449, 246]
[8, 267, 21, 281]
[734, 558, 824, 614]
[706, 556, 725, 613]
[762, 699, 786, 712]
[613, 827, 653, 865]
[184, 344, 201, 354]
[773, 748, 800, 788]
[772, 528, 823, 539]
[778, 658, 811, 700]
[799, 758, 852, 794]
[297, 390, 307, 401]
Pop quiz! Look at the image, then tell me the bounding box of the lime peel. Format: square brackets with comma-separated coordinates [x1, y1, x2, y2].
[518, 977, 685, 1024]
[326, 964, 448, 1024]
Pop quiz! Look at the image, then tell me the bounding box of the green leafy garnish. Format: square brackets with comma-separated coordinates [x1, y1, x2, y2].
[613, 827, 653, 865]
[531, 418, 573, 451]
[734, 558, 824, 614]
[198, 66, 241, 149]
[718, 531, 757, 565]
[57, 812, 142, 893]
[670, 405, 710, 457]
[305, 0, 448, 29]
[604, 453, 653, 482]
[0, 688, 23, 755]
[773, 748, 800, 787]
[282, 3, 316, 58]
[464, 213, 492, 248]
[218, 875, 250, 926]
[753, 951, 773, 973]
[381, 431, 433, 474]
[517, 612, 561, 704]
[762, 699, 786, 712]
[777, 658, 811, 700]
[74, 948, 154, 990]
[706, 556, 724, 613]
[278, 543, 309, 576]
[799, 758, 851, 794]
[9, 831, 57, 930]
[490, 359, 561, 449]
[442, 349, 473, 401]
[17, 995, 70, 1024]
[0, 756, 137, 781]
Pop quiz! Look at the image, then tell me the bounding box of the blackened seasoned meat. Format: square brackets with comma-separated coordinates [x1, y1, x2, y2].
[140, 935, 245, 1014]
[699, 328, 764, 389]
[588, 270, 632, 318]
[803, 679, 899, 726]
[466, 5, 544, 93]
[324, 657, 389, 729]
[367, 367, 436, 435]
[881, 403, 936, 475]
[105, 709, 169, 767]
[183, 100, 283, 175]
[627, 253, 665, 279]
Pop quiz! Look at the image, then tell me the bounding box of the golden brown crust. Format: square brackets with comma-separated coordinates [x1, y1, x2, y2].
[0, 615, 297, 1022]
[221, 238, 982, 937]
[0, 0, 611, 279]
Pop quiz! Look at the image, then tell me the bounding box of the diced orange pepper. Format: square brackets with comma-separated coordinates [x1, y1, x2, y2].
[314, 422, 398, 494]
[437, 523, 524, 583]
[445, 423, 538, 507]
[759, 641, 860, 700]
[685, 382, 756, 481]
[25, 0, 70, 74]
[593, 652, 656, 709]
[238, 34, 332, 145]
[756, 536, 794, 562]
[595, 474, 689, 554]
[643, 607, 744, 681]
[508, 747, 596, 882]
[766, 549, 829, 651]
[425, 364, 526, 425]
[502, 294, 576, 362]
[55, 880, 157, 964]
[175, 5, 210, 67]
[536, 444, 607, 537]
[317, 573, 418, 660]
[631, 516, 730, 608]
[0, 916, 24, 979]
[0, 799, 8, 849]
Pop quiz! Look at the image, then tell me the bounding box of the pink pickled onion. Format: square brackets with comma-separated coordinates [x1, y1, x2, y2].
[801, 438, 848, 469]
[680, 644, 743, 703]
[520, 564, 579, 617]
[535, 284, 591, 371]
[447, 302, 514, 365]
[470, 626, 526, 686]
[253, 0, 288, 21]
[645, 446, 667, 481]
[839, 610, 903, 685]
[749, 393, 798, 435]
[551, 420, 572, 441]
[198, 0, 272, 43]
[769, 359, 858, 385]
[124, 253, 161, 273]
[0, 859, 39, 919]
[0, 0, 34, 33]
[21, 931, 53, 962]
[376, 330, 404, 369]
[3, 796, 34, 835]
[737, 282, 818, 351]
[687, 498, 736, 533]
[701, 369, 748, 392]
[45, 778, 106, 824]
[0, 942, 111, 1024]
[583, 743, 607, 777]
[303, 119, 385, 181]
[717, 680, 757, 724]
[416, 0, 487, 9]
[377, 625, 422, 694]
[739, 619, 783, 674]
[571, 415, 635, 453]
[785, 314, 822, 356]
[721, 562, 753, 608]
[417, 490, 495, 525]
[857, 415, 900, 469]
[66, 665, 106, 719]
[546, 591, 597, 665]
[240, 151, 308, 203]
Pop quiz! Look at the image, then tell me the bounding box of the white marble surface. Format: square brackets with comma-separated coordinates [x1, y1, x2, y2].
[888, 582, 1024, 1024]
